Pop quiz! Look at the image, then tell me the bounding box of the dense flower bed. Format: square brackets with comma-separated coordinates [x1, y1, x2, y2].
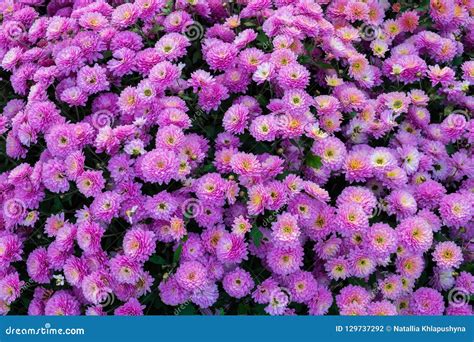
[0, 0, 473, 316]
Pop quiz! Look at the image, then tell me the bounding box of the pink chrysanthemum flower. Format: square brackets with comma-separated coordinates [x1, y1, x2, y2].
[77, 64, 109, 95]
[398, 10, 419, 33]
[63, 256, 88, 287]
[231, 215, 252, 236]
[271, 213, 301, 245]
[0, 272, 24, 304]
[378, 274, 404, 300]
[432, 241, 463, 270]
[114, 298, 145, 316]
[145, 192, 178, 221]
[386, 189, 417, 219]
[446, 303, 473, 316]
[266, 244, 304, 275]
[308, 285, 333, 316]
[315, 236, 342, 261]
[191, 282, 219, 309]
[0, 233, 23, 267]
[396, 216, 433, 254]
[42, 159, 70, 193]
[252, 278, 279, 304]
[441, 114, 467, 142]
[122, 227, 156, 263]
[44, 291, 81, 316]
[325, 255, 350, 280]
[414, 180, 446, 209]
[311, 137, 347, 171]
[410, 287, 444, 315]
[111, 3, 139, 28]
[194, 173, 227, 205]
[215, 232, 248, 264]
[336, 186, 377, 215]
[79, 11, 109, 31]
[231, 152, 261, 177]
[265, 287, 291, 316]
[76, 170, 105, 198]
[303, 203, 335, 241]
[110, 254, 142, 284]
[155, 33, 190, 61]
[365, 223, 398, 256]
[54, 46, 85, 74]
[222, 267, 254, 299]
[336, 203, 369, 236]
[367, 300, 398, 316]
[175, 261, 207, 292]
[90, 191, 122, 224]
[223, 104, 250, 135]
[159, 276, 190, 306]
[76, 222, 104, 254]
[139, 150, 180, 185]
[343, 150, 373, 182]
[287, 271, 318, 303]
[204, 40, 238, 71]
[277, 63, 310, 90]
[439, 193, 473, 228]
[396, 254, 425, 280]
[336, 285, 371, 310]
[349, 249, 376, 278]
[181, 234, 205, 262]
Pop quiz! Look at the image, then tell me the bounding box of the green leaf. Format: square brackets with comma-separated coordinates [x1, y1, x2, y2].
[446, 144, 456, 156]
[452, 55, 464, 67]
[203, 125, 216, 138]
[149, 255, 167, 265]
[199, 163, 217, 174]
[250, 226, 263, 247]
[252, 304, 267, 315]
[237, 303, 249, 315]
[173, 244, 183, 264]
[314, 61, 333, 69]
[102, 51, 112, 59]
[298, 55, 312, 65]
[256, 32, 271, 50]
[417, 0, 431, 11]
[150, 25, 164, 35]
[52, 197, 63, 212]
[347, 277, 367, 287]
[306, 153, 322, 169]
[192, 50, 201, 64]
[177, 304, 197, 315]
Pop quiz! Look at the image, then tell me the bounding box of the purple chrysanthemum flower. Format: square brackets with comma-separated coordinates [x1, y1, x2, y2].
[222, 267, 254, 299]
